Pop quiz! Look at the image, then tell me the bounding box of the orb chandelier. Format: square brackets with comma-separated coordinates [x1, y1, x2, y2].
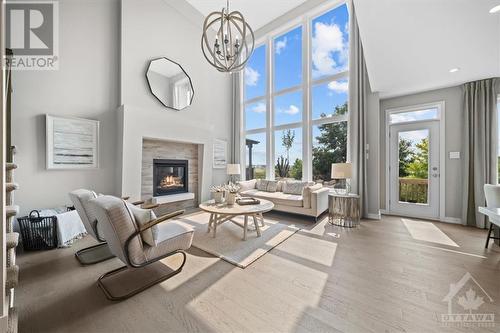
[201, 0, 255, 73]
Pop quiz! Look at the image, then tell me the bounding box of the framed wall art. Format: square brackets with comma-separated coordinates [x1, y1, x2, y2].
[46, 115, 99, 169]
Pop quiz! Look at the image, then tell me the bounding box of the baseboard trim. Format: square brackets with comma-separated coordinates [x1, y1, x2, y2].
[440, 217, 462, 224]
[380, 210, 462, 224]
[366, 212, 381, 220]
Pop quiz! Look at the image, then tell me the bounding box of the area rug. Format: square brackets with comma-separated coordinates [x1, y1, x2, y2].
[176, 212, 300, 268]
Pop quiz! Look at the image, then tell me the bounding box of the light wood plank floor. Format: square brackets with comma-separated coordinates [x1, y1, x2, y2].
[16, 212, 500, 333]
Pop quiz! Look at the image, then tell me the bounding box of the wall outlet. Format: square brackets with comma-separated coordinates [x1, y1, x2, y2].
[449, 151, 460, 159]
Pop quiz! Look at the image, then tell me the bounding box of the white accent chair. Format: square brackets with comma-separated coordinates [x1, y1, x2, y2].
[88, 195, 194, 301]
[69, 189, 115, 265]
[483, 184, 500, 248]
[69, 189, 150, 265]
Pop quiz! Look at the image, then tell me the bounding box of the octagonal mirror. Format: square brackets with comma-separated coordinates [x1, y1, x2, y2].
[146, 57, 194, 111]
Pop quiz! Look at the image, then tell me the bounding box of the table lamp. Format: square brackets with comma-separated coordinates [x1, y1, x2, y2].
[226, 164, 241, 184]
[331, 163, 352, 194]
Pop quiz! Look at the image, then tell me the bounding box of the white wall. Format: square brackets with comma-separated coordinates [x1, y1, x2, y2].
[119, 0, 232, 200]
[379, 86, 464, 220]
[12, 0, 120, 215]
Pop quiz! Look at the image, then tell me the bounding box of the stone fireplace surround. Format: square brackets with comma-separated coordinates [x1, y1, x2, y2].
[142, 138, 199, 211]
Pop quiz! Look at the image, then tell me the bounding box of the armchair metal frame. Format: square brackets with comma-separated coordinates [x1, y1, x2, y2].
[97, 209, 186, 301]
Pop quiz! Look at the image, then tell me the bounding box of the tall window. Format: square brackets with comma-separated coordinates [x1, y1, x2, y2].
[243, 44, 267, 179]
[242, 2, 349, 182]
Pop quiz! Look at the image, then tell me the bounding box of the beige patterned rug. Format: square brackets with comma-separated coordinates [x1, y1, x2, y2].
[176, 212, 300, 268]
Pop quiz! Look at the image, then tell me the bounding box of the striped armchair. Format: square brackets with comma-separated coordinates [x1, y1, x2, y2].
[88, 195, 194, 301]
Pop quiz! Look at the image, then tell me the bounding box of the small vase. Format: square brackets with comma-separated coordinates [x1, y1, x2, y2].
[213, 191, 224, 204]
[226, 192, 236, 205]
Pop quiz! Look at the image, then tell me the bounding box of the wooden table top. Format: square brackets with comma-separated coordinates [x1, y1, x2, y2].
[199, 199, 274, 215]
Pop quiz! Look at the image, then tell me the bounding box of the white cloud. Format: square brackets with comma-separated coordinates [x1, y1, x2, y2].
[280, 104, 300, 115]
[390, 109, 437, 124]
[327, 80, 348, 93]
[244, 66, 260, 86]
[250, 102, 266, 113]
[275, 36, 287, 55]
[312, 22, 347, 76]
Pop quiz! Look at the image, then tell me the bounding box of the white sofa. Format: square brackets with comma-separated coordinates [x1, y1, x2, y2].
[238, 179, 329, 221]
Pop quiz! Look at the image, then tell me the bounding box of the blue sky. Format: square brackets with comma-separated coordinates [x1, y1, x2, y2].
[274, 27, 302, 92]
[275, 91, 302, 125]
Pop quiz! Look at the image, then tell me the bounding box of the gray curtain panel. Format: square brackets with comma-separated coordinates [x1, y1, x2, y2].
[463, 78, 498, 228]
[231, 73, 241, 164]
[348, 2, 369, 218]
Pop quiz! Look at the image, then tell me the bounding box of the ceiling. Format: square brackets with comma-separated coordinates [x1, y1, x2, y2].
[354, 0, 500, 98]
[185, 0, 308, 31]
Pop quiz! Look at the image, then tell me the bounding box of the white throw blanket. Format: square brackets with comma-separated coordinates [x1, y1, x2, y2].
[39, 208, 87, 247]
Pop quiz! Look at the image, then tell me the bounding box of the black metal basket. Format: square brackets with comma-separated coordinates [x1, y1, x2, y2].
[18, 210, 58, 250]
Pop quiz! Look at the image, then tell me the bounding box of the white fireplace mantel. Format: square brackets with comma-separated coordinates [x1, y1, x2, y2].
[116, 104, 226, 203]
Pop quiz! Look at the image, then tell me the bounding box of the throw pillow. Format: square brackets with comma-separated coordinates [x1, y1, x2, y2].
[266, 180, 278, 192]
[256, 179, 269, 191]
[238, 179, 257, 192]
[302, 183, 323, 209]
[276, 180, 284, 192]
[283, 181, 308, 195]
[126, 203, 158, 246]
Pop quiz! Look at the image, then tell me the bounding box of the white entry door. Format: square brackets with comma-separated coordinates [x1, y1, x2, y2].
[389, 121, 440, 218]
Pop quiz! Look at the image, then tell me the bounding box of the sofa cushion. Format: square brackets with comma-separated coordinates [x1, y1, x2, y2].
[144, 221, 194, 260]
[238, 179, 256, 192]
[283, 181, 308, 195]
[256, 179, 269, 191]
[303, 183, 323, 209]
[240, 189, 303, 207]
[266, 180, 278, 192]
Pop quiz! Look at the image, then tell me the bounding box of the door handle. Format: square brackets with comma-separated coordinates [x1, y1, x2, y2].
[432, 173, 440, 178]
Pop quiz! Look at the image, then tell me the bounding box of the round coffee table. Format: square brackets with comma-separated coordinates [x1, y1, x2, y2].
[199, 199, 274, 240]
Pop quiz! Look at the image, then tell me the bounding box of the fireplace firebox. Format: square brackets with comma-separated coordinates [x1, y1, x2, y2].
[153, 159, 188, 196]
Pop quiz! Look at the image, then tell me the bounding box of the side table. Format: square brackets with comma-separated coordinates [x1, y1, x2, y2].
[328, 193, 360, 228]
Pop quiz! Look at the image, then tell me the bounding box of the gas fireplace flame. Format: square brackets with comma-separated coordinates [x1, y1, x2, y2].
[160, 175, 183, 188]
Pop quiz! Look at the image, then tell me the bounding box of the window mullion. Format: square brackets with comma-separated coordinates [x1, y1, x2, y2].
[303, 15, 311, 182]
[266, 36, 274, 180]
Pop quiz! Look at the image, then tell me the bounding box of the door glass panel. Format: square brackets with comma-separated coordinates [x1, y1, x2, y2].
[398, 129, 429, 204]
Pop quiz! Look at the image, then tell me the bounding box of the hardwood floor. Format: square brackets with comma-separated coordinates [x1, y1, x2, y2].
[16, 212, 500, 333]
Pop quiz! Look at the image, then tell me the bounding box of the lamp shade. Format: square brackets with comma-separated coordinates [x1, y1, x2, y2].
[331, 163, 352, 179]
[226, 164, 241, 175]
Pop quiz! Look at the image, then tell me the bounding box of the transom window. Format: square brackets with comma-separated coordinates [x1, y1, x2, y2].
[242, 2, 349, 183]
